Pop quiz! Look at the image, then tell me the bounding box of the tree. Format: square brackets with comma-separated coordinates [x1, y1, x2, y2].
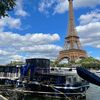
[50, 60, 59, 67]
[50, 60, 70, 67]
[77, 57, 100, 69]
[0, 0, 16, 17]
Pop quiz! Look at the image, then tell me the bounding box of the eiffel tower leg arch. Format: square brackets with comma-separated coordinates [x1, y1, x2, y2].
[58, 57, 70, 63]
[58, 49, 87, 63]
[58, 51, 70, 63]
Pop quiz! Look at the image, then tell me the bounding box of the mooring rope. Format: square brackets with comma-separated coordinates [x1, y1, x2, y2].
[40, 83, 72, 100]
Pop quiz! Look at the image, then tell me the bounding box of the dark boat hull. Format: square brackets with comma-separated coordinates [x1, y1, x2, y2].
[77, 67, 100, 86]
[23, 82, 89, 98]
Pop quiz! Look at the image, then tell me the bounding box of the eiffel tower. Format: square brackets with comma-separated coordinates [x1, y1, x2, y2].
[58, 0, 87, 62]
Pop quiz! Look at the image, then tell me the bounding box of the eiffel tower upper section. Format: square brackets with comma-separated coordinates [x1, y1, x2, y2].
[64, 0, 81, 50]
[68, 0, 77, 36]
[58, 0, 87, 62]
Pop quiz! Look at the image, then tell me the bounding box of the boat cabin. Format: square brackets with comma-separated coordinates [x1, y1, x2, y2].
[0, 65, 20, 85]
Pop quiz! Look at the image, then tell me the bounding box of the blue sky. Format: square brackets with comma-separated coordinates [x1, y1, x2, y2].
[0, 0, 100, 64]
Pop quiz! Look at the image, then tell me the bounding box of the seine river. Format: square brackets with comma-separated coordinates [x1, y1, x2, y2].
[86, 83, 100, 100]
[86, 73, 100, 100]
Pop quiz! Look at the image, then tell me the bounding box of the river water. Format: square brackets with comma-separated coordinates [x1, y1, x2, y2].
[86, 83, 100, 100]
[86, 73, 100, 100]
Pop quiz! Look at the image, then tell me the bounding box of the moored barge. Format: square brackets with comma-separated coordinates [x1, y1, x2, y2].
[16, 58, 89, 99]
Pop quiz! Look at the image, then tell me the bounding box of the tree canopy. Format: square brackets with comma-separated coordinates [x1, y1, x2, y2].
[0, 0, 16, 17]
[51, 57, 100, 69]
[77, 57, 100, 69]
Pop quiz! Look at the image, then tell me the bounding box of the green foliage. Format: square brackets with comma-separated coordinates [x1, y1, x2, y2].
[77, 57, 100, 69]
[0, 0, 16, 17]
[51, 57, 100, 69]
[50, 60, 70, 67]
[50, 60, 59, 67]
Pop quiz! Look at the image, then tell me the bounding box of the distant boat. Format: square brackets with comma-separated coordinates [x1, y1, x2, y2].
[76, 67, 100, 86]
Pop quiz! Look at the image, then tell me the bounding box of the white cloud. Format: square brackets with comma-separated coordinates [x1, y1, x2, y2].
[20, 45, 62, 60]
[20, 45, 62, 53]
[76, 10, 100, 48]
[77, 22, 100, 37]
[0, 32, 61, 64]
[0, 0, 29, 32]
[0, 32, 60, 47]
[38, 0, 57, 15]
[53, 0, 68, 14]
[0, 50, 9, 56]
[15, 0, 28, 17]
[38, 0, 100, 14]
[38, 0, 66, 14]
[0, 16, 21, 31]
[79, 10, 100, 25]
[74, 0, 100, 8]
